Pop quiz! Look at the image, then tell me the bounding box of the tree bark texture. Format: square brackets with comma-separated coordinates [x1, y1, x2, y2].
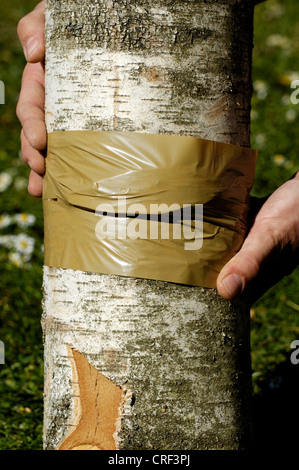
[43, 0, 255, 450]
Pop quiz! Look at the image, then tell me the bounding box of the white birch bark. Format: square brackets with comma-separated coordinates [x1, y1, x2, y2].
[42, 0, 255, 450]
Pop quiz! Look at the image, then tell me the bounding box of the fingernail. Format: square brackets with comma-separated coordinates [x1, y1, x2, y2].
[24, 37, 40, 60]
[221, 273, 244, 298]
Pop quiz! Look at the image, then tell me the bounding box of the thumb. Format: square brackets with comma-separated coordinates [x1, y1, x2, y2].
[216, 222, 276, 301]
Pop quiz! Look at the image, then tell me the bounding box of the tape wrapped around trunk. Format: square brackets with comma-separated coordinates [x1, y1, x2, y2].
[43, 130, 257, 288]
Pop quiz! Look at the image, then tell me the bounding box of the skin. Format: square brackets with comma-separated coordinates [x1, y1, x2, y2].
[16, 1, 46, 197]
[16, 0, 299, 303]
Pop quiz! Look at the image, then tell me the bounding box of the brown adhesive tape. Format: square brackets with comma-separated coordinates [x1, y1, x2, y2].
[43, 131, 257, 288]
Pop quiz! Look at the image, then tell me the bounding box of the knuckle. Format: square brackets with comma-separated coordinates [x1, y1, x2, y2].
[27, 183, 36, 197]
[16, 102, 22, 120]
[20, 147, 30, 166]
[27, 132, 41, 150]
[16, 100, 26, 121]
[242, 253, 260, 279]
[20, 135, 31, 165]
[28, 181, 42, 198]
[17, 17, 24, 36]
[17, 15, 28, 39]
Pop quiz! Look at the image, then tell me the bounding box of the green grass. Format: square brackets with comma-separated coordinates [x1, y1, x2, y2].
[0, 0, 44, 449]
[249, 0, 299, 450]
[0, 0, 298, 451]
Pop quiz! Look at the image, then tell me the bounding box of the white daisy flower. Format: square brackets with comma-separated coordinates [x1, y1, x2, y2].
[281, 94, 291, 106]
[273, 154, 287, 167]
[0, 235, 13, 248]
[254, 134, 266, 149]
[266, 34, 290, 48]
[285, 109, 297, 122]
[0, 172, 12, 192]
[14, 213, 36, 228]
[253, 80, 268, 100]
[8, 252, 23, 268]
[279, 72, 299, 87]
[13, 233, 35, 258]
[0, 214, 11, 229]
[264, 3, 284, 19]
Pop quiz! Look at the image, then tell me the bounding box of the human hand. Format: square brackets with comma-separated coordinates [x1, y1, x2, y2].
[217, 172, 299, 304]
[16, 0, 46, 197]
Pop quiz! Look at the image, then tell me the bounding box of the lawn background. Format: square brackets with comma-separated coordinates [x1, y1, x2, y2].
[0, 0, 298, 450]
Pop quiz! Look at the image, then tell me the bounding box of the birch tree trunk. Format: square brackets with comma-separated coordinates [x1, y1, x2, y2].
[42, 0, 255, 450]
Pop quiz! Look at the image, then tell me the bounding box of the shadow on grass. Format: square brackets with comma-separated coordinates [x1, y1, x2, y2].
[252, 356, 299, 450]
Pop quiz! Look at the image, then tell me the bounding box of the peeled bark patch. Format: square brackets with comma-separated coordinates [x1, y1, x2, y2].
[58, 348, 124, 450]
